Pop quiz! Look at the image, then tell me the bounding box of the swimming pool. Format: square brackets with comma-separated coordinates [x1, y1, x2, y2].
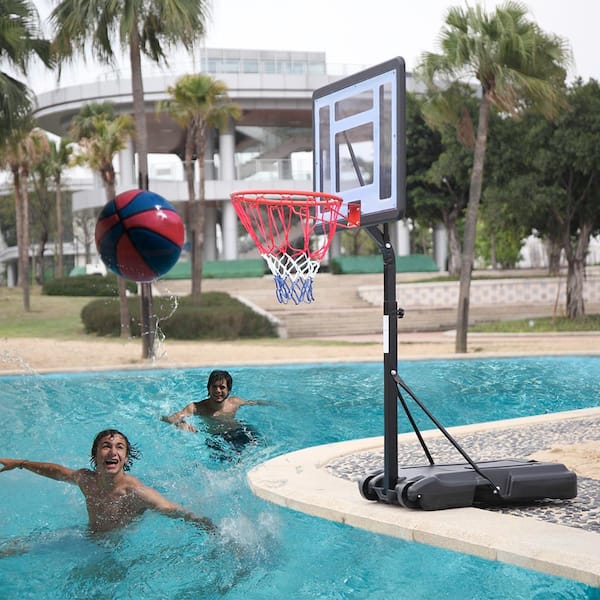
[1, 356, 599, 598]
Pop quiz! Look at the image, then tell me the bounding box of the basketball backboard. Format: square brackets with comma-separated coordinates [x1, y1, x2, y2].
[313, 57, 406, 227]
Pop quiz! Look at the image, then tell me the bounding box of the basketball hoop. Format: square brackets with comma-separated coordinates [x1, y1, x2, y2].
[230, 189, 348, 304]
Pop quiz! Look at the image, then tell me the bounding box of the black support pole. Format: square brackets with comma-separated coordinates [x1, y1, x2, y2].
[367, 223, 399, 502]
[140, 281, 155, 360]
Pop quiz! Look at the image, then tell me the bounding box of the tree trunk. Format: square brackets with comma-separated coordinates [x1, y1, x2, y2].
[20, 168, 31, 312]
[129, 26, 154, 358]
[444, 211, 461, 276]
[104, 180, 130, 338]
[565, 221, 592, 319]
[489, 231, 497, 269]
[455, 95, 491, 353]
[13, 168, 29, 310]
[129, 31, 148, 191]
[546, 234, 562, 276]
[55, 175, 64, 278]
[183, 129, 196, 246]
[118, 276, 131, 338]
[191, 128, 207, 304]
[35, 231, 48, 285]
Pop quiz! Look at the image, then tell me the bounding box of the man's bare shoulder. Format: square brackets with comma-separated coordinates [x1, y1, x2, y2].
[73, 468, 95, 484]
[193, 399, 212, 414]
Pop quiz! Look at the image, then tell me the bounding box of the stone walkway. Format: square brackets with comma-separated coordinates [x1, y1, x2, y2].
[248, 408, 600, 587]
[326, 414, 600, 533]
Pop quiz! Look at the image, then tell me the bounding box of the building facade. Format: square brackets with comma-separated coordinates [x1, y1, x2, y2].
[1, 49, 424, 284]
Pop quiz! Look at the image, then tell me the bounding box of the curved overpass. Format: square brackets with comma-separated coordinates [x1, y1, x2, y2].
[32, 49, 358, 261]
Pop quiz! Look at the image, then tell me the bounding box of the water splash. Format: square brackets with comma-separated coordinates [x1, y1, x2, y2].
[0, 347, 37, 375]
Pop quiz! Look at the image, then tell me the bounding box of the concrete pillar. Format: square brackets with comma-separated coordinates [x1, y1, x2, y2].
[220, 119, 237, 259]
[434, 223, 448, 271]
[222, 201, 238, 260]
[118, 139, 136, 189]
[328, 232, 342, 262]
[204, 204, 218, 261]
[205, 131, 216, 180]
[394, 219, 411, 256]
[7, 262, 16, 287]
[219, 120, 236, 180]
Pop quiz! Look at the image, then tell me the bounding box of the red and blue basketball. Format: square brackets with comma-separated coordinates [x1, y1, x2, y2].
[95, 189, 184, 282]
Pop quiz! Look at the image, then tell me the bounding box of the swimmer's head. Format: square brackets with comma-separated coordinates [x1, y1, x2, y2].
[90, 429, 141, 471]
[207, 370, 232, 393]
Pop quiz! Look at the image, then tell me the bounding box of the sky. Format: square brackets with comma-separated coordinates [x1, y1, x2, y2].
[28, 0, 598, 92]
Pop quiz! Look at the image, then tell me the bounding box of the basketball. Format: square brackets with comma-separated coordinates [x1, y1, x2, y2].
[95, 189, 185, 282]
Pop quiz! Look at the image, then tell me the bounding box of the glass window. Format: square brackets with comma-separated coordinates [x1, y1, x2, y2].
[243, 59, 259, 73]
[262, 60, 277, 74]
[222, 59, 240, 73]
[289, 62, 305, 74]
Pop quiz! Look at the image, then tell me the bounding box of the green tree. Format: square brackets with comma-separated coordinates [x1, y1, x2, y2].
[0, 0, 52, 138]
[415, 85, 476, 275]
[50, 0, 208, 356]
[70, 102, 135, 337]
[528, 79, 600, 318]
[30, 136, 75, 282]
[159, 74, 241, 304]
[483, 109, 560, 273]
[1, 124, 50, 310]
[44, 138, 74, 279]
[418, 1, 571, 352]
[0, 0, 53, 265]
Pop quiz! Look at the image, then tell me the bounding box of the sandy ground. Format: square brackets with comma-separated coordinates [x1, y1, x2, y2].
[2, 331, 599, 478]
[1, 330, 598, 373]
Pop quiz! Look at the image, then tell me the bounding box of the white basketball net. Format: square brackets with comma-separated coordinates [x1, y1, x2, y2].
[262, 252, 321, 305]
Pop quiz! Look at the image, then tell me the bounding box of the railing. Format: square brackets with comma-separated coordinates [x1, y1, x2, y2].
[145, 158, 312, 184]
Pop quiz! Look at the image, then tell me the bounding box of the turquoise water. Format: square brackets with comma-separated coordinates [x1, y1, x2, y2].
[1, 356, 599, 598]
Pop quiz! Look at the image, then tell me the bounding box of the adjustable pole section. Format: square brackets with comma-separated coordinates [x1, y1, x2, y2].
[366, 224, 399, 502]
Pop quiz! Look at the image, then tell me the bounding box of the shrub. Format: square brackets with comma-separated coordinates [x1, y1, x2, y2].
[80, 292, 277, 339]
[43, 275, 137, 297]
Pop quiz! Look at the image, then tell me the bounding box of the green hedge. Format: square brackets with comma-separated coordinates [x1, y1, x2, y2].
[330, 254, 439, 274]
[80, 291, 277, 339]
[43, 274, 138, 297]
[163, 259, 266, 279]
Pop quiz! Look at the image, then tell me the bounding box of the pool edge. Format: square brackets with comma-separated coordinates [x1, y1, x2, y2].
[247, 407, 600, 588]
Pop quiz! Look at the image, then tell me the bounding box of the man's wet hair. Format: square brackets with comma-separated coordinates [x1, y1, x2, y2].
[207, 370, 233, 392]
[90, 429, 141, 472]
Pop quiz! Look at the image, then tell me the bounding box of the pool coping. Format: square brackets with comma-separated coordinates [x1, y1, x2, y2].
[247, 407, 600, 588]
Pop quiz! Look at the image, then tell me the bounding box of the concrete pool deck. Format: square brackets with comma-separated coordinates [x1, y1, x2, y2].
[248, 407, 600, 588]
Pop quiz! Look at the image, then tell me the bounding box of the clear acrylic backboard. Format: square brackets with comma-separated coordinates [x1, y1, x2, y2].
[313, 57, 406, 227]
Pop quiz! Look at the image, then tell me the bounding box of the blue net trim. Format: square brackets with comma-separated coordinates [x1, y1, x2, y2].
[263, 253, 321, 305]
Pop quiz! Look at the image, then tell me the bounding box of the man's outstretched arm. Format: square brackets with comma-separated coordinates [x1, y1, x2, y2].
[135, 482, 217, 533]
[0, 458, 80, 484]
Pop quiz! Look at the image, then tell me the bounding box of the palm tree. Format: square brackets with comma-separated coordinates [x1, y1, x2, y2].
[417, 1, 571, 353]
[0, 2, 56, 290]
[159, 74, 241, 303]
[50, 0, 208, 358]
[36, 138, 74, 279]
[46, 138, 74, 279]
[0, 0, 53, 139]
[2, 125, 50, 310]
[70, 103, 135, 338]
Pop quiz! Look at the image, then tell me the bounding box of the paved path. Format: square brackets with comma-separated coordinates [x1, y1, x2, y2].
[156, 271, 600, 339]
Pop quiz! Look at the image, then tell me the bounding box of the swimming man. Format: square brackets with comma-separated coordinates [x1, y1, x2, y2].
[161, 369, 267, 434]
[0, 429, 215, 534]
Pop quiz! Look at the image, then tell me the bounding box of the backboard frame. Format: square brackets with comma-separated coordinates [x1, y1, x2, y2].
[312, 56, 406, 228]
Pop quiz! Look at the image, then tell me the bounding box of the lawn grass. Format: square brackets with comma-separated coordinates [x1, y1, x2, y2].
[1, 285, 598, 339]
[470, 314, 600, 333]
[0, 287, 90, 338]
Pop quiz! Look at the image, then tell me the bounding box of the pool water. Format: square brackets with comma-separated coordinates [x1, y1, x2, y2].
[1, 356, 599, 599]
